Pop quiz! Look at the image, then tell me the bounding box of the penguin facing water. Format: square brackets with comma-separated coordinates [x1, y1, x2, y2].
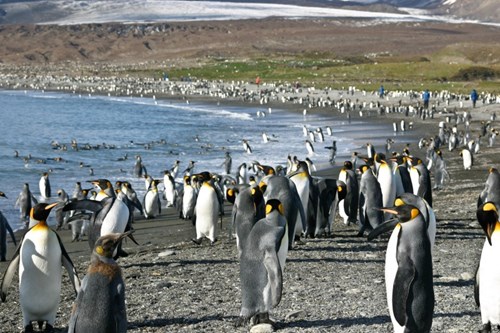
[1, 203, 81, 332]
[0, 192, 16, 262]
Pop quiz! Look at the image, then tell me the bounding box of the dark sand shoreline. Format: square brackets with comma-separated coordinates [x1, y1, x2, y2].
[0, 83, 500, 332]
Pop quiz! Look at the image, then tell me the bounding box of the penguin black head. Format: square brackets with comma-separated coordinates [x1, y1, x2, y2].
[359, 165, 370, 174]
[343, 161, 353, 170]
[258, 180, 268, 194]
[250, 186, 264, 206]
[94, 231, 135, 259]
[477, 202, 499, 246]
[115, 180, 123, 189]
[0, 191, 7, 199]
[196, 171, 212, 182]
[226, 187, 238, 205]
[257, 164, 275, 176]
[30, 202, 58, 222]
[265, 199, 284, 216]
[89, 179, 112, 190]
[380, 204, 421, 224]
[336, 181, 347, 201]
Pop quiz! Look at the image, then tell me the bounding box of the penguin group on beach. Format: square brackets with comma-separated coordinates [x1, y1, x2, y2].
[1, 84, 500, 332]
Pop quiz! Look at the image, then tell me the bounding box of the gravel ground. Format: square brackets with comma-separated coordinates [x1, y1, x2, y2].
[0, 96, 499, 332]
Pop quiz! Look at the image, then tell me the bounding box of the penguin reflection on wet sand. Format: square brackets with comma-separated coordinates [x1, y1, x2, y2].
[368, 199, 434, 333]
[68, 232, 132, 333]
[1, 203, 80, 332]
[236, 199, 286, 328]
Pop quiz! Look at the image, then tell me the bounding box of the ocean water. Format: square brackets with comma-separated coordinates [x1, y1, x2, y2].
[0, 89, 399, 230]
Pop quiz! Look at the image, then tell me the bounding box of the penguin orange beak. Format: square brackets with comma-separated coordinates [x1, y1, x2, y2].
[485, 222, 495, 246]
[378, 208, 398, 215]
[45, 202, 59, 211]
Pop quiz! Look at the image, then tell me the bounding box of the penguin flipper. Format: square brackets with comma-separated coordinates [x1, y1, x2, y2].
[115, 282, 127, 332]
[0, 241, 22, 301]
[392, 257, 416, 327]
[56, 232, 81, 294]
[367, 219, 399, 241]
[474, 263, 480, 307]
[63, 199, 103, 213]
[263, 249, 283, 308]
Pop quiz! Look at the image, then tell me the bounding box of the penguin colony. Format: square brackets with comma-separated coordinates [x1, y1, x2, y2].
[0, 86, 499, 332]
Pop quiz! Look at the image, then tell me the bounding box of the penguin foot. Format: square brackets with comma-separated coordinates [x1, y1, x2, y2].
[234, 316, 249, 327]
[43, 323, 54, 332]
[23, 324, 34, 333]
[210, 238, 218, 246]
[250, 312, 274, 326]
[191, 238, 202, 245]
[478, 322, 492, 333]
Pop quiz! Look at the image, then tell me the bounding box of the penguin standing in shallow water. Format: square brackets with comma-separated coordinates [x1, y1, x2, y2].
[163, 170, 176, 208]
[368, 201, 434, 333]
[1, 203, 80, 332]
[68, 232, 131, 333]
[236, 199, 287, 328]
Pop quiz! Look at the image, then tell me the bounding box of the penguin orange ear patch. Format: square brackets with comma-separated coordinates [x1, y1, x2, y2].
[96, 246, 104, 255]
[278, 203, 285, 215]
[265, 204, 272, 215]
[484, 203, 498, 212]
[395, 198, 405, 206]
[411, 208, 420, 220]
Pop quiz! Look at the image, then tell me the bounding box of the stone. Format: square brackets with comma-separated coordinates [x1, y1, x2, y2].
[250, 323, 274, 333]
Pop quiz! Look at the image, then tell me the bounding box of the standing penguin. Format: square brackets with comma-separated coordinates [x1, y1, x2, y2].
[181, 175, 197, 220]
[0, 192, 16, 261]
[1, 203, 80, 332]
[288, 161, 311, 240]
[224, 151, 232, 175]
[55, 189, 69, 230]
[192, 176, 220, 245]
[358, 165, 384, 236]
[39, 172, 51, 200]
[133, 155, 146, 178]
[143, 179, 161, 219]
[475, 202, 500, 333]
[162, 170, 176, 208]
[68, 232, 131, 333]
[170, 160, 181, 179]
[478, 168, 500, 208]
[460, 148, 474, 170]
[236, 199, 287, 327]
[15, 183, 37, 227]
[368, 202, 434, 333]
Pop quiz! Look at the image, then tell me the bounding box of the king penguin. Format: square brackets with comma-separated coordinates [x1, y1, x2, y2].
[287, 161, 311, 240]
[181, 175, 197, 220]
[163, 170, 177, 208]
[68, 232, 131, 333]
[143, 179, 161, 219]
[15, 183, 37, 227]
[39, 172, 51, 201]
[478, 168, 500, 208]
[192, 175, 220, 245]
[1, 203, 81, 332]
[368, 201, 434, 333]
[0, 192, 16, 262]
[237, 199, 287, 328]
[358, 165, 384, 236]
[476, 202, 500, 333]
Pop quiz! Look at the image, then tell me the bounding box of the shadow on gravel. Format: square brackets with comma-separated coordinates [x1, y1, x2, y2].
[128, 314, 235, 329]
[288, 257, 384, 264]
[434, 310, 480, 318]
[436, 231, 483, 240]
[279, 314, 391, 329]
[121, 258, 236, 269]
[434, 279, 474, 287]
[298, 245, 381, 253]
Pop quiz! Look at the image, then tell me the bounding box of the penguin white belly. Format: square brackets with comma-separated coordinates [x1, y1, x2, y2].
[100, 199, 129, 235]
[144, 191, 159, 218]
[385, 225, 405, 333]
[339, 199, 349, 225]
[19, 228, 62, 326]
[39, 179, 48, 200]
[393, 167, 405, 197]
[277, 222, 289, 274]
[183, 186, 196, 218]
[292, 177, 309, 235]
[195, 187, 219, 241]
[378, 166, 396, 209]
[480, 235, 500, 325]
[164, 181, 175, 207]
[409, 168, 420, 196]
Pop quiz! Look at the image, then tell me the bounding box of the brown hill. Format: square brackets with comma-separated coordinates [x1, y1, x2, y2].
[0, 18, 500, 69]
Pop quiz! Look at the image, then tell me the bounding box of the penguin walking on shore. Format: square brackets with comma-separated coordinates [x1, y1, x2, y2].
[0, 192, 16, 262]
[1, 203, 81, 332]
[236, 199, 287, 328]
[68, 232, 131, 333]
[368, 201, 434, 333]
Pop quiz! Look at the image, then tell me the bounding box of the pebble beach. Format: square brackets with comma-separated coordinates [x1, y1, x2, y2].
[0, 77, 500, 333]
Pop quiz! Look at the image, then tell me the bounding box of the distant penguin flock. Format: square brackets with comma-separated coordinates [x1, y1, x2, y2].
[0, 83, 500, 333]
